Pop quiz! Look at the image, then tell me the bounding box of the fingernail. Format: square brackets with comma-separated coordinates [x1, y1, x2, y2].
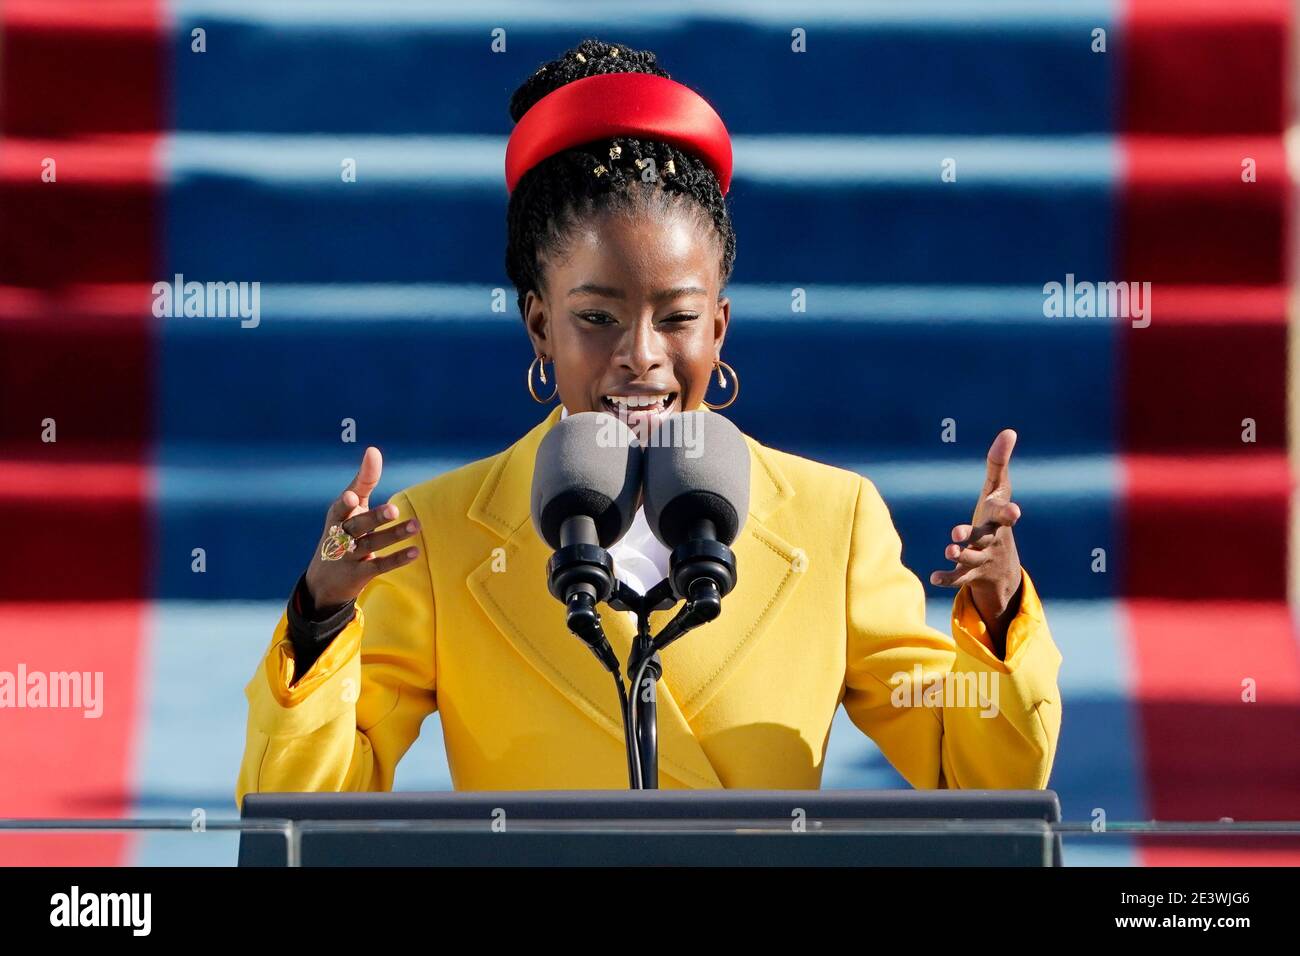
[406, 521, 418, 532]
[406, 548, 418, 558]
[386, 505, 397, 518]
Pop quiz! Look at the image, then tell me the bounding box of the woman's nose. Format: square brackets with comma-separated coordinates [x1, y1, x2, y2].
[615, 318, 667, 374]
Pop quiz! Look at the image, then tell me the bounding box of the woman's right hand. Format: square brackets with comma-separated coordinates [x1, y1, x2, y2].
[304, 446, 421, 609]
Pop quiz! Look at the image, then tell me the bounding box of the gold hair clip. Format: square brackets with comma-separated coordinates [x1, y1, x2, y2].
[592, 164, 608, 178]
[575, 52, 587, 63]
[663, 159, 676, 176]
[609, 47, 619, 56]
[608, 145, 622, 162]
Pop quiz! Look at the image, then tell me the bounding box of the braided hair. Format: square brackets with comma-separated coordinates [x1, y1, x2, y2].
[504, 38, 736, 320]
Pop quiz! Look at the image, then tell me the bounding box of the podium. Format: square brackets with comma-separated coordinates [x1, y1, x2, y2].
[239, 789, 1063, 866]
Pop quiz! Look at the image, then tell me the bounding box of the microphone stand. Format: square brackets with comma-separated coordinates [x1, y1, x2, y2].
[553, 534, 736, 790]
[608, 572, 728, 789]
[608, 579, 675, 789]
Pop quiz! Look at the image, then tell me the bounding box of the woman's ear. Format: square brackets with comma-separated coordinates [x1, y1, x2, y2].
[713, 295, 731, 351]
[522, 289, 550, 355]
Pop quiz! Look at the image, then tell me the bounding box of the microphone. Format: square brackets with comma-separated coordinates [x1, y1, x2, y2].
[531, 411, 644, 673]
[641, 411, 750, 648]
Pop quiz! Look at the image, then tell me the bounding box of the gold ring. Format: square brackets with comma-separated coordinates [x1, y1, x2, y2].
[321, 524, 358, 561]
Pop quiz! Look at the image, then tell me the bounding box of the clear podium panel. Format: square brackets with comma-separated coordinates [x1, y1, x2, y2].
[0, 820, 293, 867]
[3, 813, 1296, 866]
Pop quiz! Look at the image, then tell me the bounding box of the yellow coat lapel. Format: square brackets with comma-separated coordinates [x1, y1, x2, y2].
[465, 403, 802, 789]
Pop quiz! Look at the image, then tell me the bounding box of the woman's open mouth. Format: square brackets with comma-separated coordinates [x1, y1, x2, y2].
[601, 391, 679, 428]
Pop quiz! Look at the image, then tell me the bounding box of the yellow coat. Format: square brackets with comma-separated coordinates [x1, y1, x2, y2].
[236, 403, 1062, 806]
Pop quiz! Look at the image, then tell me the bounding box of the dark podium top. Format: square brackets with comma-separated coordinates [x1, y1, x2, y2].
[239, 789, 1063, 867]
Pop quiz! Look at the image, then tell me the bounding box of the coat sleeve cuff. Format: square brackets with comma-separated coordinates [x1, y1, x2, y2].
[243, 606, 367, 737]
[951, 566, 1046, 673]
[946, 566, 1062, 772]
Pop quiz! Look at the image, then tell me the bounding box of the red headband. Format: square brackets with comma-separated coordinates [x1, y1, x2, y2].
[505, 72, 732, 195]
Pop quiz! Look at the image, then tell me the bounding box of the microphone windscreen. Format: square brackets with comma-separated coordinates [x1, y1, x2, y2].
[642, 411, 750, 548]
[531, 411, 644, 549]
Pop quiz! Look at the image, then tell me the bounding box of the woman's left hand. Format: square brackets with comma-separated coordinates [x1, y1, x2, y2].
[929, 428, 1024, 654]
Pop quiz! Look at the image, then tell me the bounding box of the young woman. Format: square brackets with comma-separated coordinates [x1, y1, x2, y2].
[236, 39, 1061, 803]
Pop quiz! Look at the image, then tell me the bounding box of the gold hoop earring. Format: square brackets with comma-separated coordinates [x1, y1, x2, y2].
[527, 354, 558, 403]
[703, 359, 739, 410]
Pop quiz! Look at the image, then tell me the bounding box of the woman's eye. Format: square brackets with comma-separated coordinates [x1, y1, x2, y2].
[575, 311, 697, 325]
